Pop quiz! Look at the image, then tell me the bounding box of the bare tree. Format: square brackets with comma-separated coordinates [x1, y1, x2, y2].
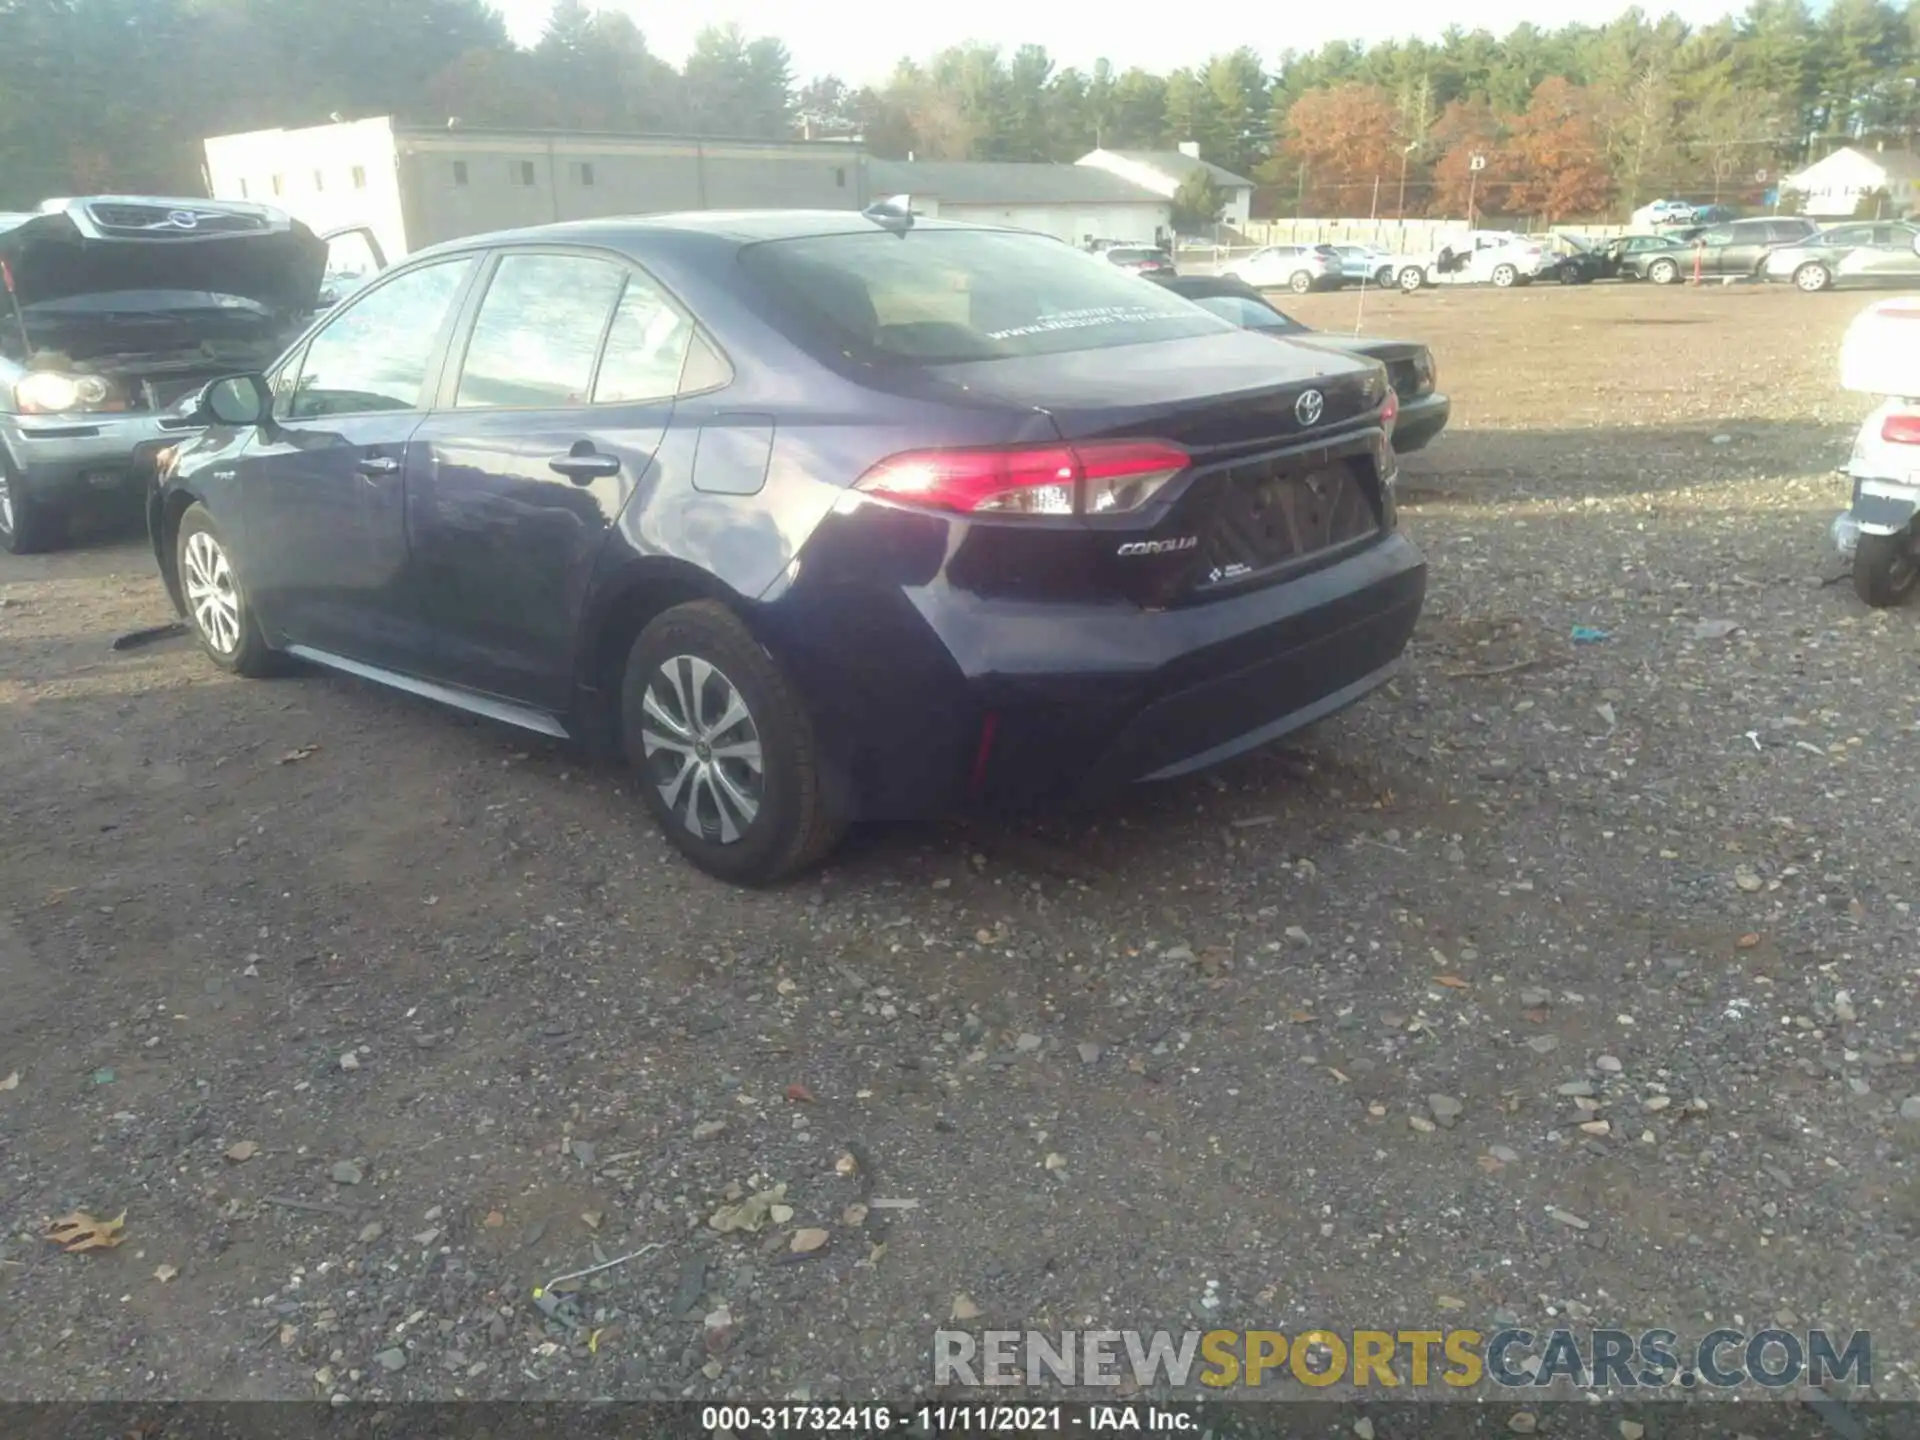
[1685, 87, 1784, 201]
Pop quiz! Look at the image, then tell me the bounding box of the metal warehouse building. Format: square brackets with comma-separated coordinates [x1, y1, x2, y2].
[867, 159, 1174, 247]
[202, 116, 873, 262]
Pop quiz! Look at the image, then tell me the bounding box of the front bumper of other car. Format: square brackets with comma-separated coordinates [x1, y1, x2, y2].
[1392, 392, 1451, 453]
[2, 409, 206, 509]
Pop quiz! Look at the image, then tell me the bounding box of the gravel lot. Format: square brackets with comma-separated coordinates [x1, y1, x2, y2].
[2, 280, 1916, 1406]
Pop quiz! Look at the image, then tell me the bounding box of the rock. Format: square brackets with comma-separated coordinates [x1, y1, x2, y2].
[1734, 866, 1764, 893]
[1163, 945, 1195, 963]
[1595, 1054, 1622, 1073]
[1488, 1145, 1521, 1164]
[790, 1228, 829, 1254]
[1509, 1413, 1537, 1434]
[374, 1348, 407, 1372]
[1643, 1095, 1673, 1113]
[1547, 1207, 1590, 1230]
[1285, 926, 1311, 945]
[1834, 991, 1857, 1024]
[1519, 988, 1551, 1008]
[1691, 619, 1741, 640]
[1526, 1036, 1560, 1054]
[330, 1161, 363, 1186]
[1354, 1420, 1376, 1440]
[692, 1120, 727, 1140]
[1557, 1080, 1596, 1098]
[1620, 1423, 1645, 1440]
[1408, 1115, 1437, 1134]
[357, 1223, 384, 1244]
[338, 1052, 361, 1072]
[1015, 1033, 1042, 1053]
[704, 1304, 733, 1332]
[1427, 1094, 1464, 1128]
[1899, 1097, 1920, 1122]
[1076, 1042, 1102, 1066]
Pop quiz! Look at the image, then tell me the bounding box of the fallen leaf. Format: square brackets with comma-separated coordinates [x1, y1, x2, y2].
[867, 1241, 887, 1264]
[1437, 1295, 1465, 1310]
[1434, 974, 1470, 989]
[225, 1141, 258, 1163]
[950, 1293, 982, 1321]
[1043, 1152, 1067, 1171]
[276, 744, 321, 765]
[153, 1264, 178, 1283]
[580, 1210, 603, 1231]
[790, 1227, 829, 1254]
[1476, 1154, 1505, 1173]
[45, 1210, 127, 1253]
[1288, 1010, 1316, 1024]
[784, 1083, 816, 1104]
[0, 1070, 18, 1091]
[1737, 933, 1761, 950]
[483, 1210, 505, 1228]
[842, 1203, 869, 1227]
[769, 1204, 795, 1224]
[1327, 1067, 1351, 1084]
[834, 1151, 859, 1177]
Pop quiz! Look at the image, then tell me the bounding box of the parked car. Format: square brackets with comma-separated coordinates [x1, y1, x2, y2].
[1223, 244, 1344, 293]
[1149, 274, 1450, 453]
[1604, 233, 1689, 280]
[1328, 244, 1399, 287]
[1100, 245, 1175, 277]
[1634, 198, 1699, 228]
[1, 196, 377, 554]
[1645, 216, 1821, 283]
[1761, 221, 1920, 292]
[1540, 234, 1604, 284]
[1394, 231, 1548, 290]
[150, 212, 1423, 884]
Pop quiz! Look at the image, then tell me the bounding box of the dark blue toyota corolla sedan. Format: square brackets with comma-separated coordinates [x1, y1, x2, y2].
[150, 210, 1426, 884]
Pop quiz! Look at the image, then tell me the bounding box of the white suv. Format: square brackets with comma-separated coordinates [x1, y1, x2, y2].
[1393, 231, 1549, 291]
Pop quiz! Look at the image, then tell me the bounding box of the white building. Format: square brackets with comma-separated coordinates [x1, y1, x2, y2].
[202, 116, 872, 261]
[867, 159, 1172, 246]
[1782, 145, 1920, 220]
[1077, 144, 1256, 232]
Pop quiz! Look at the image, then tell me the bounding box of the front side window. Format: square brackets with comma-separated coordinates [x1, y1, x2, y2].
[286, 258, 474, 419]
[741, 228, 1231, 365]
[1825, 226, 1872, 247]
[593, 274, 697, 403]
[455, 253, 627, 409]
[1701, 227, 1733, 245]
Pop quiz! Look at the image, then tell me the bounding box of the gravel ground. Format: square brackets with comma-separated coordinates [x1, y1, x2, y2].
[1, 280, 1916, 1406]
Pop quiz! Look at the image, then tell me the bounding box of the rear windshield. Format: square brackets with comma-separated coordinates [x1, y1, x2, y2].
[740, 229, 1225, 364]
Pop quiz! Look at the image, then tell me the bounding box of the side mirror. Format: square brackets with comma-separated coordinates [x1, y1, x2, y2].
[203, 373, 272, 427]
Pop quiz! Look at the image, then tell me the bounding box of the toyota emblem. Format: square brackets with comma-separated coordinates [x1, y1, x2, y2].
[1295, 389, 1325, 426]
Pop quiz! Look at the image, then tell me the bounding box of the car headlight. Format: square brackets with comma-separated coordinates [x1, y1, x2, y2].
[14, 370, 113, 414]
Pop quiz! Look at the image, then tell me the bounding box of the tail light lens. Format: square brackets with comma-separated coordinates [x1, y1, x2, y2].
[855, 440, 1191, 517]
[1381, 389, 1399, 433]
[1882, 412, 1920, 445]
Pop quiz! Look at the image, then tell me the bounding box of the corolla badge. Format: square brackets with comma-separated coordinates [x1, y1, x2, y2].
[1295, 388, 1326, 426]
[1116, 536, 1198, 556]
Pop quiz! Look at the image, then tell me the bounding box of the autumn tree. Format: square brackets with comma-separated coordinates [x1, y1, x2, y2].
[1427, 97, 1506, 217]
[1502, 78, 1613, 219]
[1275, 82, 1403, 213]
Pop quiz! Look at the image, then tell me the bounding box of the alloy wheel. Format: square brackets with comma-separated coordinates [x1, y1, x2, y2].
[639, 654, 766, 845]
[183, 530, 242, 655]
[0, 465, 12, 539]
[1795, 263, 1831, 292]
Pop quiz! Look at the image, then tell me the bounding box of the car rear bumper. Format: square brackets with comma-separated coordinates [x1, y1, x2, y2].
[1392, 394, 1449, 453]
[765, 530, 1426, 819]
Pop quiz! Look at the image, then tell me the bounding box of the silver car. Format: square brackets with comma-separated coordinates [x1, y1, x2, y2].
[1222, 243, 1344, 294]
[1763, 221, 1920, 293]
[1, 196, 343, 554]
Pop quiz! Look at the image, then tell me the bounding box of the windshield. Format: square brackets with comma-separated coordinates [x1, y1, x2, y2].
[739, 228, 1229, 365]
[21, 289, 274, 317]
[1189, 293, 1300, 332]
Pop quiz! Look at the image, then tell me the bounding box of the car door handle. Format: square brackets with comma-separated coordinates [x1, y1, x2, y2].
[548, 450, 621, 484]
[356, 454, 401, 477]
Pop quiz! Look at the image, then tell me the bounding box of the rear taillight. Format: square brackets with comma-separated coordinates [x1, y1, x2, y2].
[1381, 390, 1399, 433]
[1882, 412, 1920, 445]
[855, 440, 1191, 517]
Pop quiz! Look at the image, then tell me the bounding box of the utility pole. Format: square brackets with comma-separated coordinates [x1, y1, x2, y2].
[1398, 141, 1417, 217]
[1467, 152, 1486, 228]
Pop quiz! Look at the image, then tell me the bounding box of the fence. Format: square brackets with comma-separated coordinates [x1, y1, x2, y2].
[1219, 217, 1631, 250]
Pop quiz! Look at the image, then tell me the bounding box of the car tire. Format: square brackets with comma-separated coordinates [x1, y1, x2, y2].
[1397, 266, 1424, 292]
[176, 503, 278, 675]
[1491, 263, 1518, 288]
[1648, 257, 1680, 285]
[1853, 530, 1918, 608]
[1374, 265, 1395, 287]
[0, 459, 66, 555]
[1793, 261, 1832, 293]
[621, 599, 845, 885]
[1288, 270, 1315, 294]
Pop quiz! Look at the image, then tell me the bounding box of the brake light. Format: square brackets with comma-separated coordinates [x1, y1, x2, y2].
[1382, 389, 1399, 432]
[1882, 412, 1920, 445]
[855, 439, 1191, 516]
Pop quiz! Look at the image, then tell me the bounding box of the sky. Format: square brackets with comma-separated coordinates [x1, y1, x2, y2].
[494, 0, 1754, 87]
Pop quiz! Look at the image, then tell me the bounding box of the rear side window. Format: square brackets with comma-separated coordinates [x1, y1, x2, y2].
[741, 228, 1228, 365]
[593, 275, 697, 403]
[285, 258, 474, 419]
[455, 253, 626, 409]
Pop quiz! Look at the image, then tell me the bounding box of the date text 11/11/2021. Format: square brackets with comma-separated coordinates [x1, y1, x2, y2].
[700, 1404, 1196, 1431]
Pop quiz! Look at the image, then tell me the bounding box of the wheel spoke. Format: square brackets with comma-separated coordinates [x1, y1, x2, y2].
[685, 657, 717, 731]
[710, 737, 763, 770]
[709, 762, 759, 833]
[641, 688, 693, 741]
[655, 750, 697, 812]
[704, 690, 750, 741]
[642, 650, 767, 848]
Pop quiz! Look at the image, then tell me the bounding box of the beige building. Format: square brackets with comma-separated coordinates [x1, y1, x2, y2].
[867, 159, 1173, 246]
[1782, 145, 1920, 220]
[1077, 144, 1256, 232]
[202, 116, 872, 260]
